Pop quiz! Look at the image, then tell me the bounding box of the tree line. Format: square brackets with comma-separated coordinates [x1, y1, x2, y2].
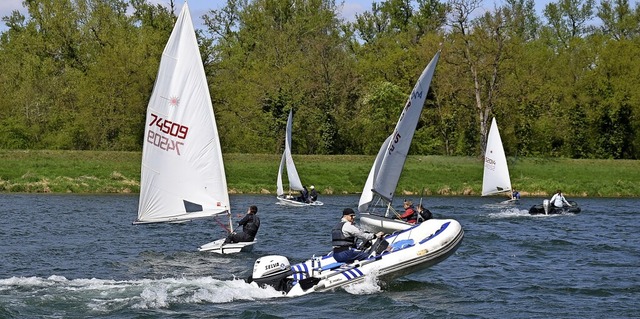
[0, 0, 638, 159]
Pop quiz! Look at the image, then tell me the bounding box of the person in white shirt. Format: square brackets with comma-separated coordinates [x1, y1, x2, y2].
[549, 190, 571, 208]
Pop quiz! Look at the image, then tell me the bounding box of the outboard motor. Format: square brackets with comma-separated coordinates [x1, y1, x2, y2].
[246, 255, 294, 293]
[543, 199, 550, 215]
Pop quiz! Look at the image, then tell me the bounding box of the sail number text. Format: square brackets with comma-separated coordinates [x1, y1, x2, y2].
[388, 131, 402, 154]
[149, 113, 189, 139]
[146, 113, 189, 155]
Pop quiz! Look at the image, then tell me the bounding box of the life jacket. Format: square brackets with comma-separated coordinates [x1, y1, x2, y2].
[243, 215, 260, 237]
[402, 207, 417, 224]
[418, 209, 432, 221]
[331, 222, 355, 248]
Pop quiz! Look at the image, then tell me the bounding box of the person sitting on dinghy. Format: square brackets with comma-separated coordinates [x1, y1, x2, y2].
[549, 190, 571, 208]
[298, 186, 310, 203]
[416, 204, 432, 222]
[331, 208, 384, 263]
[309, 185, 318, 202]
[398, 200, 418, 224]
[512, 189, 521, 199]
[224, 205, 260, 244]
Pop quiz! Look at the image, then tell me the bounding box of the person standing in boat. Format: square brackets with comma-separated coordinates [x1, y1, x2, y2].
[549, 190, 571, 208]
[309, 185, 318, 202]
[224, 205, 260, 244]
[331, 208, 384, 263]
[398, 200, 418, 224]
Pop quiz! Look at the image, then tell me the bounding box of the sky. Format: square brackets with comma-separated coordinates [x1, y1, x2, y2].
[0, 0, 558, 32]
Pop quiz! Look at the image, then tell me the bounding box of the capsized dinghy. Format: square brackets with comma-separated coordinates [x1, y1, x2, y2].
[246, 218, 463, 297]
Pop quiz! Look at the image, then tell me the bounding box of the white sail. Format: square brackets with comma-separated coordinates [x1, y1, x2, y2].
[482, 117, 512, 196]
[358, 135, 392, 213]
[135, 3, 230, 224]
[277, 110, 304, 197]
[372, 52, 440, 202]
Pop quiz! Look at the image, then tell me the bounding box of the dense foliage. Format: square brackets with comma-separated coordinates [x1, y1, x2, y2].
[0, 0, 639, 159]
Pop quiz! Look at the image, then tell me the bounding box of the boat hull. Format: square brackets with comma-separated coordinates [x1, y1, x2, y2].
[359, 213, 413, 233]
[249, 218, 463, 297]
[499, 198, 520, 205]
[528, 201, 581, 215]
[198, 238, 256, 254]
[276, 196, 323, 207]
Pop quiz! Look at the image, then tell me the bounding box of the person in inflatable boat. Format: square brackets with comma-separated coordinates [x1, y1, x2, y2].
[331, 208, 384, 263]
[549, 190, 571, 208]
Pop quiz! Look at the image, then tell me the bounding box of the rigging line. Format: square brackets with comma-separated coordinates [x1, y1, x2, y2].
[214, 216, 231, 233]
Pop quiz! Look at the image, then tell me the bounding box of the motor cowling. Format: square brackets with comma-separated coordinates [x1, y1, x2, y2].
[543, 199, 550, 214]
[247, 255, 294, 293]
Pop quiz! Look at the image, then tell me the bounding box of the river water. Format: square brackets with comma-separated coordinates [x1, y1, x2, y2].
[1, 194, 638, 318]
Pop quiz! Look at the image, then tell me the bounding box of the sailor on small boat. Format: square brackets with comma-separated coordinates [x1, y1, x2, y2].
[309, 185, 318, 202]
[331, 208, 384, 263]
[224, 205, 260, 244]
[550, 190, 571, 208]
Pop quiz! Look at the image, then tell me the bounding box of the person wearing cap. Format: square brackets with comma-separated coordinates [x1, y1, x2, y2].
[309, 185, 318, 202]
[331, 208, 384, 263]
[224, 205, 260, 244]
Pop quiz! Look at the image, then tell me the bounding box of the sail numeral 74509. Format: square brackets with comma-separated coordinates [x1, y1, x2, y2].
[146, 113, 189, 155]
[149, 113, 189, 139]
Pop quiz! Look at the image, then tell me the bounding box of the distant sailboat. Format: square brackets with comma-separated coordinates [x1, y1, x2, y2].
[276, 110, 323, 207]
[358, 51, 441, 233]
[482, 117, 517, 204]
[133, 3, 254, 254]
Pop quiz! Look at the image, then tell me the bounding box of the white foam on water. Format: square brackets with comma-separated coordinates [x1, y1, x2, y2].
[343, 267, 383, 295]
[486, 207, 530, 218]
[0, 274, 283, 310]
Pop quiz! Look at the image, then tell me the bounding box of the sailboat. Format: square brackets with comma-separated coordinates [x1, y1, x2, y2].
[276, 110, 323, 207]
[358, 51, 442, 234]
[133, 3, 254, 254]
[244, 51, 462, 297]
[482, 117, 518, 204]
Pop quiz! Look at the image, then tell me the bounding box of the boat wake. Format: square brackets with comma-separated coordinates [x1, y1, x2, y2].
[343, 269, 383, 295]
[486, 207, 530, 218]
[0, 275, 283, 311]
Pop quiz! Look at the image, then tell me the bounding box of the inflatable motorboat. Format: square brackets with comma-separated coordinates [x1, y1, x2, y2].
[246, 218, 464, 297]
[529, 199, 581, 215]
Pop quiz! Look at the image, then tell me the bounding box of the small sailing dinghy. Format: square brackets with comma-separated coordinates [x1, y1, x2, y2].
[358, 51, 443, 233]
[276, 110, 323, 207]
[482, 117, 518, 204]
[133, 3, 254, 254]
[247, 218, 464, 297]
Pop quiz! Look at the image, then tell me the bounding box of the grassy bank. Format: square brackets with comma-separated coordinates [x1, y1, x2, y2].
[0, 150, 638, 197]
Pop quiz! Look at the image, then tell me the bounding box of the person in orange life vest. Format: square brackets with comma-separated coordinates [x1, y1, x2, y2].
[399, 200, 417, 224]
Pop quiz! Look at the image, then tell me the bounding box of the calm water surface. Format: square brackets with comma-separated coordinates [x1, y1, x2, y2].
[1, 194, 639, 318]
